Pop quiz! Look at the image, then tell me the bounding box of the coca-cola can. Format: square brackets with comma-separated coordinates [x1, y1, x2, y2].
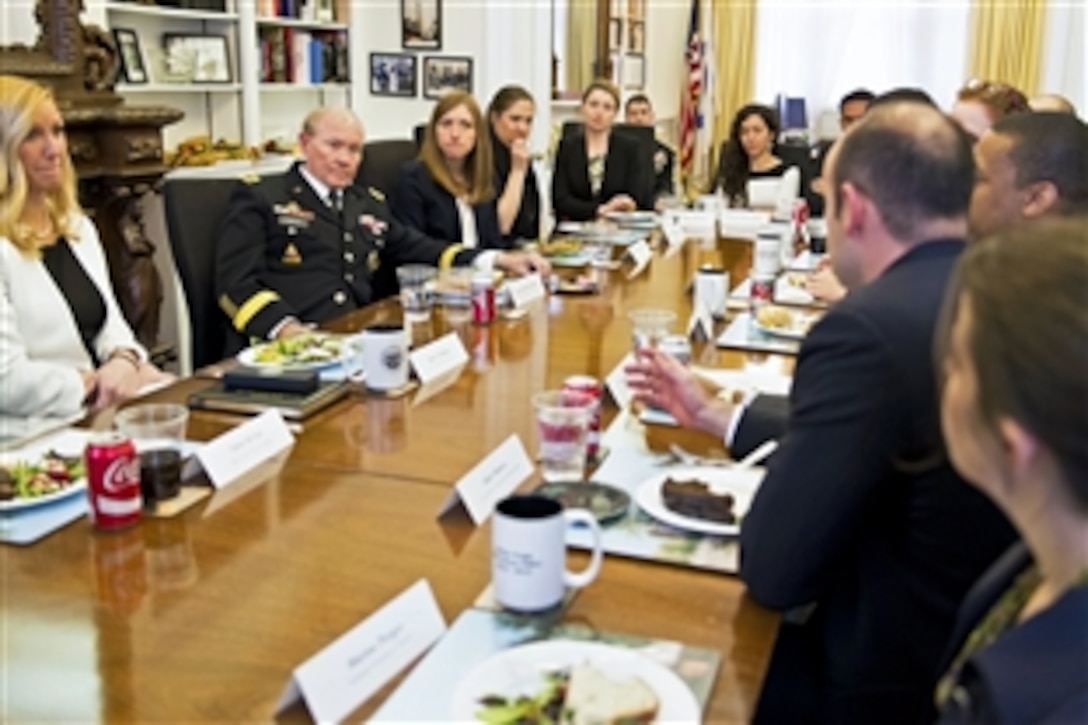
[471, 274, 495, 325]
[660, 334, 693, 365]
[749, 274, 776, 314]
[85, 433, 142, 531]
[563, 375, 601, 460]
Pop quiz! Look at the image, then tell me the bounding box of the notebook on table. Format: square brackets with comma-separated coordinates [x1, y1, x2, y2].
[187, 380, 349, 421]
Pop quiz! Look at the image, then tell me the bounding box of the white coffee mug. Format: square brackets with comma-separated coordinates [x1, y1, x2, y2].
[754, 227, 786, 276]
[695, 266, 730, 319]
[360, 324, 409, 391]
[492, 495, 604, 612]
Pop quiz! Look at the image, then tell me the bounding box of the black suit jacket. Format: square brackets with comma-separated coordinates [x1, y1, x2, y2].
[938, 543, 1088, 724]
[389, 160, 509, 251]
[551, 131, 654, 221]
[736, 240, 1017, 724]
[215, 162, 477, 339]
[492, 133, 541, 242]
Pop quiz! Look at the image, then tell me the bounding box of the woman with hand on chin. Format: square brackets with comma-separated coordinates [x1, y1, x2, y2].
[935, 218, 1087, 722]
[488, 85, 541, 243]
[0, 75, 171, 418]
[552, 79, 653, 222]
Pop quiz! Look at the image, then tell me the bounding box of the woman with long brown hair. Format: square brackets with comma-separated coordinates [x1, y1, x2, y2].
[936, 217, 1087, 721]
[487, 85, 540, 242]
[391, 91, 510, 251]
[0, 75, 170, 417]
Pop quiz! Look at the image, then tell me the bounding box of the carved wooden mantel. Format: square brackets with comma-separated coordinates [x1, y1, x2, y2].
[0, 0, 183, 361]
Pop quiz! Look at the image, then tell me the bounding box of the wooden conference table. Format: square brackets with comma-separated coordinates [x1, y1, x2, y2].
[2, 235, 785, 722]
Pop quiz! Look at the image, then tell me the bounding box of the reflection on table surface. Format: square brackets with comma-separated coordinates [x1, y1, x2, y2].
[4, 235, 785, 722]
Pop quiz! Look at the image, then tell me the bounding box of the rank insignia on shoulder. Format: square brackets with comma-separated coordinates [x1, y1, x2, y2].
[281, 242, 303, 265]
[368, 250, 380, 272]
[367, 187, 386, 202]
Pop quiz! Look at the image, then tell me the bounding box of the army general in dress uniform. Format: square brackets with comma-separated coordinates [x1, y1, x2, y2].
[216, 106, 545, 340]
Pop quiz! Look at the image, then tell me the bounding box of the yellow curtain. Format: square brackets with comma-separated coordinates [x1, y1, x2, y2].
[565, 0, 599, 93]
[707, 0, 756, 192]
[968, 0, 1046, 94]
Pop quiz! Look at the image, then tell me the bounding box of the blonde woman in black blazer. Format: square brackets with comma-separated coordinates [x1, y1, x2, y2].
[552, 80, 653, 221]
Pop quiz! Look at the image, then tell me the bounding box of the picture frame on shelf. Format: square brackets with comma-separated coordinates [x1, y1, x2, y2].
[608, 19, 620, 52]
[402, 0, 441, 50]
[629, 21, 644, 54]
[112, 28, 148, 84]
[370, 53, 417, 98]
[422, 56, 472, 100]
[162, 34, 232, 84]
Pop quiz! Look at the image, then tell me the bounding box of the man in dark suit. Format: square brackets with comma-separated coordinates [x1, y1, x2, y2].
[627, 102, 1016, 723]
[624, 94, 676, 201]
[216, 106, 543, 340]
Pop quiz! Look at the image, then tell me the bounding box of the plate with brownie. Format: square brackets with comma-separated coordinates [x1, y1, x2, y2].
[634, 465, 765, 536]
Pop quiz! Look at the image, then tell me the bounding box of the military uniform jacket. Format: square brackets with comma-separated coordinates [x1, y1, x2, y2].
[216, 163, 476, 339]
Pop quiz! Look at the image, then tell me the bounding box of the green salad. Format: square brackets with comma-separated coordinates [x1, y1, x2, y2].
[0, 451, 85, 502]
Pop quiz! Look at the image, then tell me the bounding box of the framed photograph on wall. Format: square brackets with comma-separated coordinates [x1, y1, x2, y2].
[162, 34, 232, 83]
[402, 0, 441, 50]
[422, 56, 472, 99]
[608, 19, 621, 52]
[112, 28, 148, 84]
[370, 52, 418, 98]
[622, 54, 645, 90]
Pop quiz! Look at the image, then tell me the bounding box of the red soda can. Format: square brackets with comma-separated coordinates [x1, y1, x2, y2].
[85, 433, 142, 530]
[471, 274, 495, 325]
[563, 375, 602, 460]
[750, 274, 775, 314]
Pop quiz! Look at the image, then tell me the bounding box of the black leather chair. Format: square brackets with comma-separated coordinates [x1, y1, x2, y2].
[163, 177, 248, 372]
[413, 123, 426, 148]
[354, 139, 418, 198]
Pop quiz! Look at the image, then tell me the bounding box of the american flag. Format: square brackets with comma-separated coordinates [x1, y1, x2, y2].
[679, 0, 705, 189]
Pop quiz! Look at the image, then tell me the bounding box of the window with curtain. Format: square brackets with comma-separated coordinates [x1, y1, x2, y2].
[752, 1, 971, 138]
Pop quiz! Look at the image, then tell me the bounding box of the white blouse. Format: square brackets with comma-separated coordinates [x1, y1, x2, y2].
[455, 197, 480, 249]
[0, 214, 145, 417]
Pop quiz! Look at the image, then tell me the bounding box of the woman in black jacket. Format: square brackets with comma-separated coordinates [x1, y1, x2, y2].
[487, 85, 541, 243]
[391, 91, 507, 251]
[552, 79, 653, 222]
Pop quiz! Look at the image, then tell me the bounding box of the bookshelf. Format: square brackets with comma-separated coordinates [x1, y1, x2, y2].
[97, 0, 356, 150]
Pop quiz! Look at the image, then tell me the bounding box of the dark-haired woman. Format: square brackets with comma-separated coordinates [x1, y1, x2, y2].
[715, 103, 799, 213]
[552, 79, 653, 221]
[936, 217, 1088, 722]
[488, 85, 541, 242]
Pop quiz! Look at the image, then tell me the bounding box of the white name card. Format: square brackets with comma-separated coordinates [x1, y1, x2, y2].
[437, 434, 534, 524]
[408, 332, 469, 385]
[275, 579, 447, 723]
[662, 213, 686, 249]
[505, 273, 547, 309]
[687, 303, 716, 342]
[185, 409, 294, 488]
[605, 353, 636, 410]
[626, 239, 652, 278]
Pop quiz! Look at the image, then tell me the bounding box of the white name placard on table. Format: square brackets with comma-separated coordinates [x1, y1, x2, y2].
[626, 239, 652, 277]
[437, 434, 534, 525]
[408, 332, 469, 385]
[275, 579, 447, 723]
[505, 273, 547, 309]
[183, 409, 294, 489]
